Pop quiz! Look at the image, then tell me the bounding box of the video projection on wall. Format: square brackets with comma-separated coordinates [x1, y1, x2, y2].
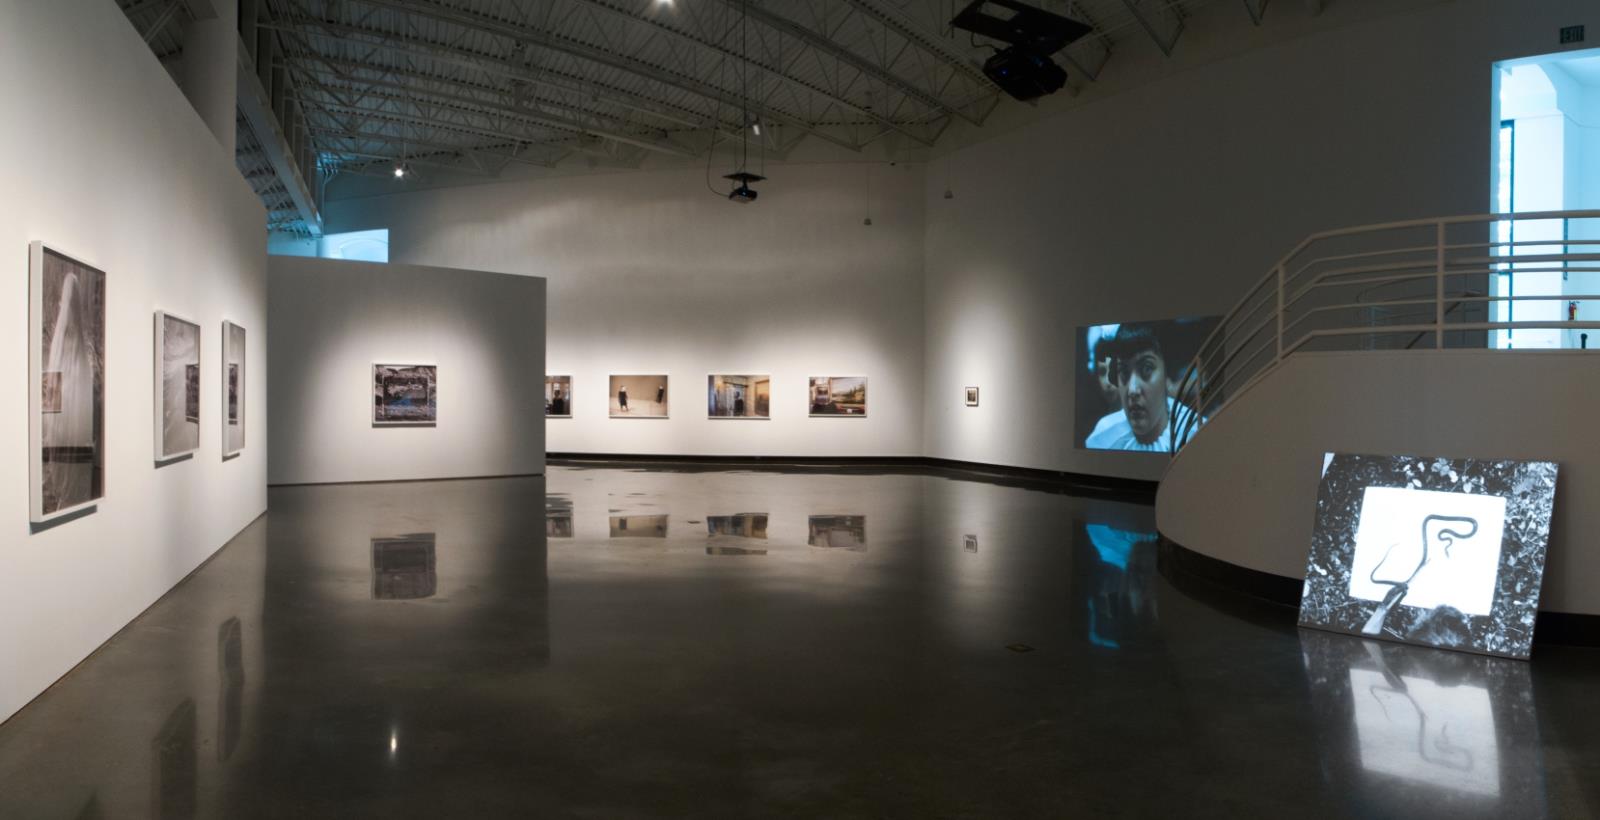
[1075, 317, 1218, 452]
[1298, 453, 1558, 659]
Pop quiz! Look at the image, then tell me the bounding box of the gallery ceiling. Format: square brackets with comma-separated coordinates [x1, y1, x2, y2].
[120, 0, 1311, 235]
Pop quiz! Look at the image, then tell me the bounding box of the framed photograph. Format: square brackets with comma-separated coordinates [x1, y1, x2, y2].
[610, 374, 668, 418]
[373, 364, 437, 426]
[29, 242, 106, 523]
[155, 311, 202, 461]
[708, 374, 770, 419]
[965, 386, 980, 406]
[1298, 453, 1559, 659]
[545, 375, 572, 418]
[222, 321, 246, 456]
[808, 376, 867, 417]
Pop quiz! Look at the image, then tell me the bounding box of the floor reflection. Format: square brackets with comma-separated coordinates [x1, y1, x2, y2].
[0, 467, 1593, 819]
[706, 513, 768, 538]
[1081, 523, 1160, 650]
[610, 514, 669, 537]
[807, 515, 867, 551]
[371, 534, 437, 600]
[546, 494, 573, 538]
[1301, 630, 1544, 815]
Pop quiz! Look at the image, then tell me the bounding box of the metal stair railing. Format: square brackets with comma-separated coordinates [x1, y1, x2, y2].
[1167, 210, 1600, 454]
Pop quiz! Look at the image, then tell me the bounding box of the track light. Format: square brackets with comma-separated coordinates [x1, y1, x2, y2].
[393, 164, 406, 179]
[751, 121, 762, 136]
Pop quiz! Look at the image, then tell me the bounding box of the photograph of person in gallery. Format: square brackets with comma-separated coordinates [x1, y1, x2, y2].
[1077, 318, 1215, 452]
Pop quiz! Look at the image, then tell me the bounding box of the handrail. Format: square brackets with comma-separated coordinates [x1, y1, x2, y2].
[1167, 210, 1600, 455]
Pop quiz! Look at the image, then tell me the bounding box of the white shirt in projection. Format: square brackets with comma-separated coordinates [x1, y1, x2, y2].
[1346, 487, 1507, 617]
[1083, 398, 1185, 452]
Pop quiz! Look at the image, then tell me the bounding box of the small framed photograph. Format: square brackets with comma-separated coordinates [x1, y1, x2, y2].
[545, 375, 572, 418]
[964, 386, 979, 406]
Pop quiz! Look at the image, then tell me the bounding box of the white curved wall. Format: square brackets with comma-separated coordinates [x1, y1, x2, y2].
[1157, 350, 1600, 615]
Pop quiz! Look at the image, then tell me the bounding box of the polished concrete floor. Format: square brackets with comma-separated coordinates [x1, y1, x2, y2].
[2, 465, 1599, 818]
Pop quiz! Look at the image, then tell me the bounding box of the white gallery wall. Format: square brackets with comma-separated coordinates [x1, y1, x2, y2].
[324, 161, 925, 458]
[268, 257, 546, 485]
[0, 0, 268, 724]
[922, 0, 1600, 481]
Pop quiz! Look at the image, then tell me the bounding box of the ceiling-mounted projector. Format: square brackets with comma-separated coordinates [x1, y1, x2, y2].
[724, 171, 765, 204]
[951, 0, 1092, 102]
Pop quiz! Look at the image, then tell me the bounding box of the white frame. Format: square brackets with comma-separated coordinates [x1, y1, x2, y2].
[221, 320, 246, 457]
[372, 362, 438, 427]
[154, 310, 203, 461]
[29, 241, 107, 524]
[706, 373, 772, 420]
[609, 373, 670, 419]
[965, 386, 980, 407]
[807, 375, 869, 418]
[544, 374, 572, 419]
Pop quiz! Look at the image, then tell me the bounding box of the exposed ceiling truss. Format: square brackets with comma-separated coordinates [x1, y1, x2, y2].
[118, 0, 1323, 235]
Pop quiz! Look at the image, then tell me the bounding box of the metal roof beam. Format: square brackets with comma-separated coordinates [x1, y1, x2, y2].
[1242, 0, 1270, 25]
[1118, 0, 1184, 57]
[721, 0, 973, 125]
[570, 0, 938, 143]
[264, 17, 736, 137]
[344, 0, 866, 153]
[291, 60, 699, 158]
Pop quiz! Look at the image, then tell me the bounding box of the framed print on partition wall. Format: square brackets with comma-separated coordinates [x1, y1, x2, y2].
[154, 311, 202, 461]
[1298, 452, 1558, 659]
[708, 374, 770, 419]
[373, 364, 437, 426]
[808, 376, 866, 417]
[965, 387, 980, 407]
[222, 321, 246, 456]
[610, 374, 668, 418]
[545, 375, 571, 418]
[29, 242, 106, 524]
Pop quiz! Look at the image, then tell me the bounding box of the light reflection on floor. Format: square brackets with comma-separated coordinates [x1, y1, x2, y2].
[0, 464, 1595, 818]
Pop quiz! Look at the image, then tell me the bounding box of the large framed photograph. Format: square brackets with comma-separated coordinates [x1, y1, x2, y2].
[808, 376, 867, 417]
[1298, 453, 1559, 659]
[610, 374, 668, 418]
[222, 321, 246, 456]
[545, 375, 571, 418]
[708, 374, 770, 419]
[29, 242, 106, 523]
[373, 364, 437, 426]
[1075, 316, 1219, 452]
[155, 311, 201, 461]
[808, 515, 867, 551]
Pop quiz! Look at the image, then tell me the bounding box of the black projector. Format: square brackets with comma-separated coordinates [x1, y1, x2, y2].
[724, 171, 765, 204]
[952, 0, 1091, 102]
[983, 48, 1067, 101]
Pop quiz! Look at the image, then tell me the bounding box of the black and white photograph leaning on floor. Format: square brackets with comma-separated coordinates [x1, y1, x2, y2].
[1298, 453, 1559, 659]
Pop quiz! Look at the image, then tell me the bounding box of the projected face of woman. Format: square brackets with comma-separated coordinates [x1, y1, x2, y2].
[1118, 350, 1169, 444]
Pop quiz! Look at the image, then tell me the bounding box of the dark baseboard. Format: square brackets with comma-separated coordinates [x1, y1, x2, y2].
[268, 472, 545, 488]
[545, 453, 1160, 501]
[1158, 533, 1600, 649]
